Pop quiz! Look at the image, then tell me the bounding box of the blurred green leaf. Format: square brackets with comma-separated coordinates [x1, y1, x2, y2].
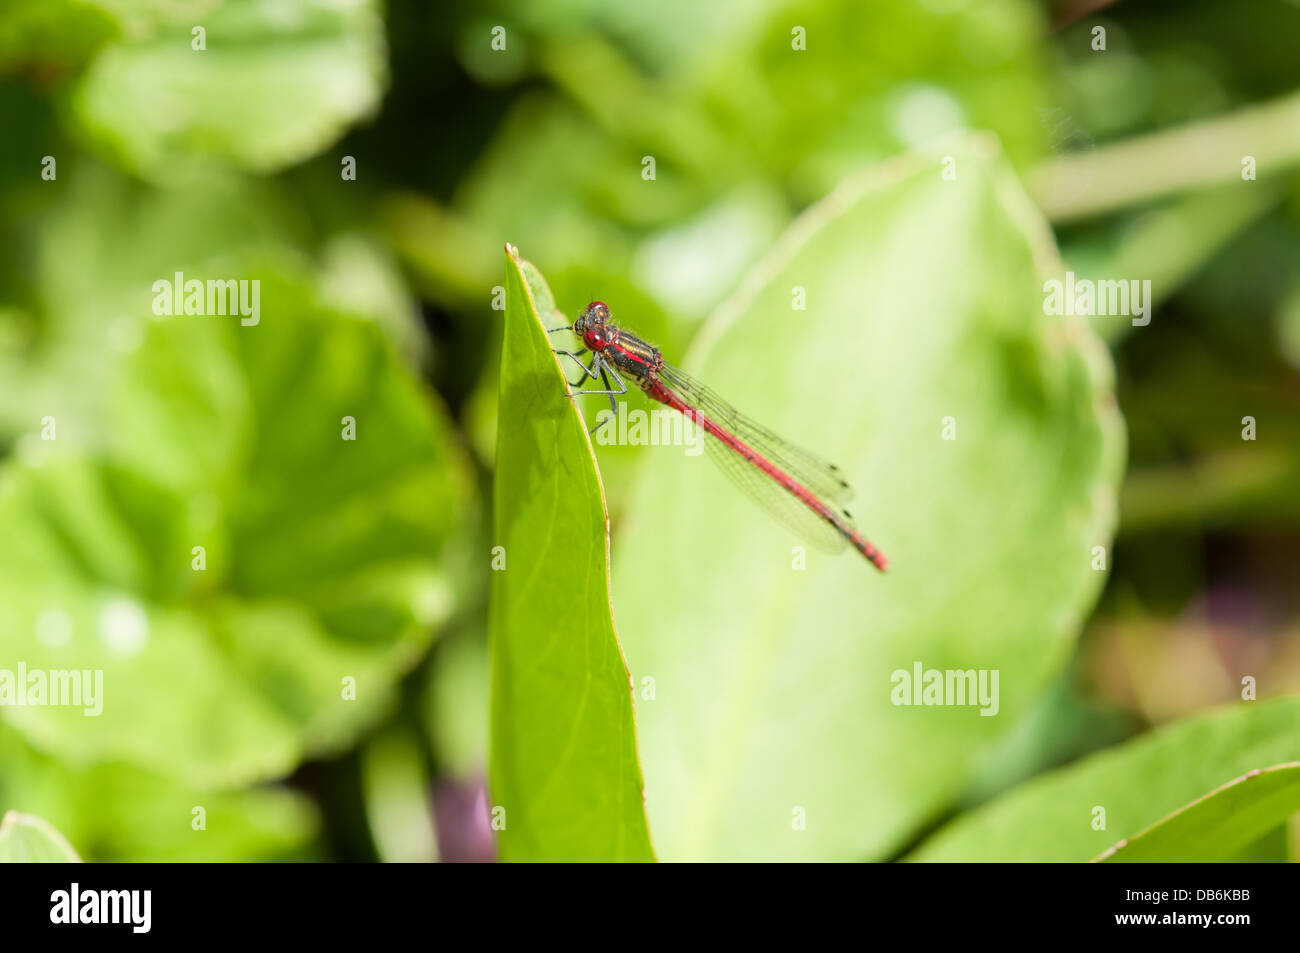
[1229, 825, 1291, 862]
[912, 698, 1300, 861]
[70, 0, 387, 180]
[0, 725, 316, 862]
[0, 0, 118, 72]
[0, 259, 473, 786]
[1060, 182, 1283, 346]
[1051, 1, 1300, 145]
[451, 94, 653, 298]
[0, 810, 81, 862]
[0, 163, 300, 448]
[318, 233, 428, 369]
[612, 137, 1124, 860]
[450, 0, 1051, 348]
[488, 246, 655, 862]
[536, 0, 1049, 194]
[689, 0, 1050, 196]
[961, 669, 1141, 806]
[1097, 761, 1300, 862]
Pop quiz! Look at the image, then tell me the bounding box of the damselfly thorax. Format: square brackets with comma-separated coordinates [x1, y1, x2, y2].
[572, 301, 663, 391]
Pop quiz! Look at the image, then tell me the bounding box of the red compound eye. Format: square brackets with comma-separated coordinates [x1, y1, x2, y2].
[584, 327, 607, 349]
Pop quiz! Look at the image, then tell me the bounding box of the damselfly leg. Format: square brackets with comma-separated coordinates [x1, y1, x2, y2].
[549, 328, 626, 435]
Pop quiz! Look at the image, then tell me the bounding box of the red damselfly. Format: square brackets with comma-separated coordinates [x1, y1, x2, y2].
[549, 301, 887, 572]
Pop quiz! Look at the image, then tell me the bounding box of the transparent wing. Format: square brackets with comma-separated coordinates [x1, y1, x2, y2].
[657, 362, 854, 505]
[698, 427, 852, 554]
[656, 363, 857, 555]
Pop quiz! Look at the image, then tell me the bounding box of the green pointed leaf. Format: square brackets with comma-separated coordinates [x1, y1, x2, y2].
[1097, 761, 1300, 862]
[71, 0, 387, 180]
[0, 258, 472, 786]
[912, 698, 1300, 862]
[610, 137, 1124, 860]
[489, 246, 655, 862]
[0, 811, 81, 862]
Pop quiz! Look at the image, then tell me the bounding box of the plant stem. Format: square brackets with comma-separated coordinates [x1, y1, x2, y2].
[1029, 90, 1300, 223]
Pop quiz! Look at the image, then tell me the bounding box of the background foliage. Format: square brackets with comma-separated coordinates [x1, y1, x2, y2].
[1, 0, 1298, 861]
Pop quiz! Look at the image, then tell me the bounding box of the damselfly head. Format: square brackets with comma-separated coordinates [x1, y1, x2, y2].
[574, 301, 614, 349]
[576, 300, 611, 329]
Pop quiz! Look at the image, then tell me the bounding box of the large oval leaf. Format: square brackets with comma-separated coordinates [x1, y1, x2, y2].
[488, 246, 655, 861]
[0, 258, 472, 786]
[610, 137, 1124, 860]
[71, 0, 387, 180]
